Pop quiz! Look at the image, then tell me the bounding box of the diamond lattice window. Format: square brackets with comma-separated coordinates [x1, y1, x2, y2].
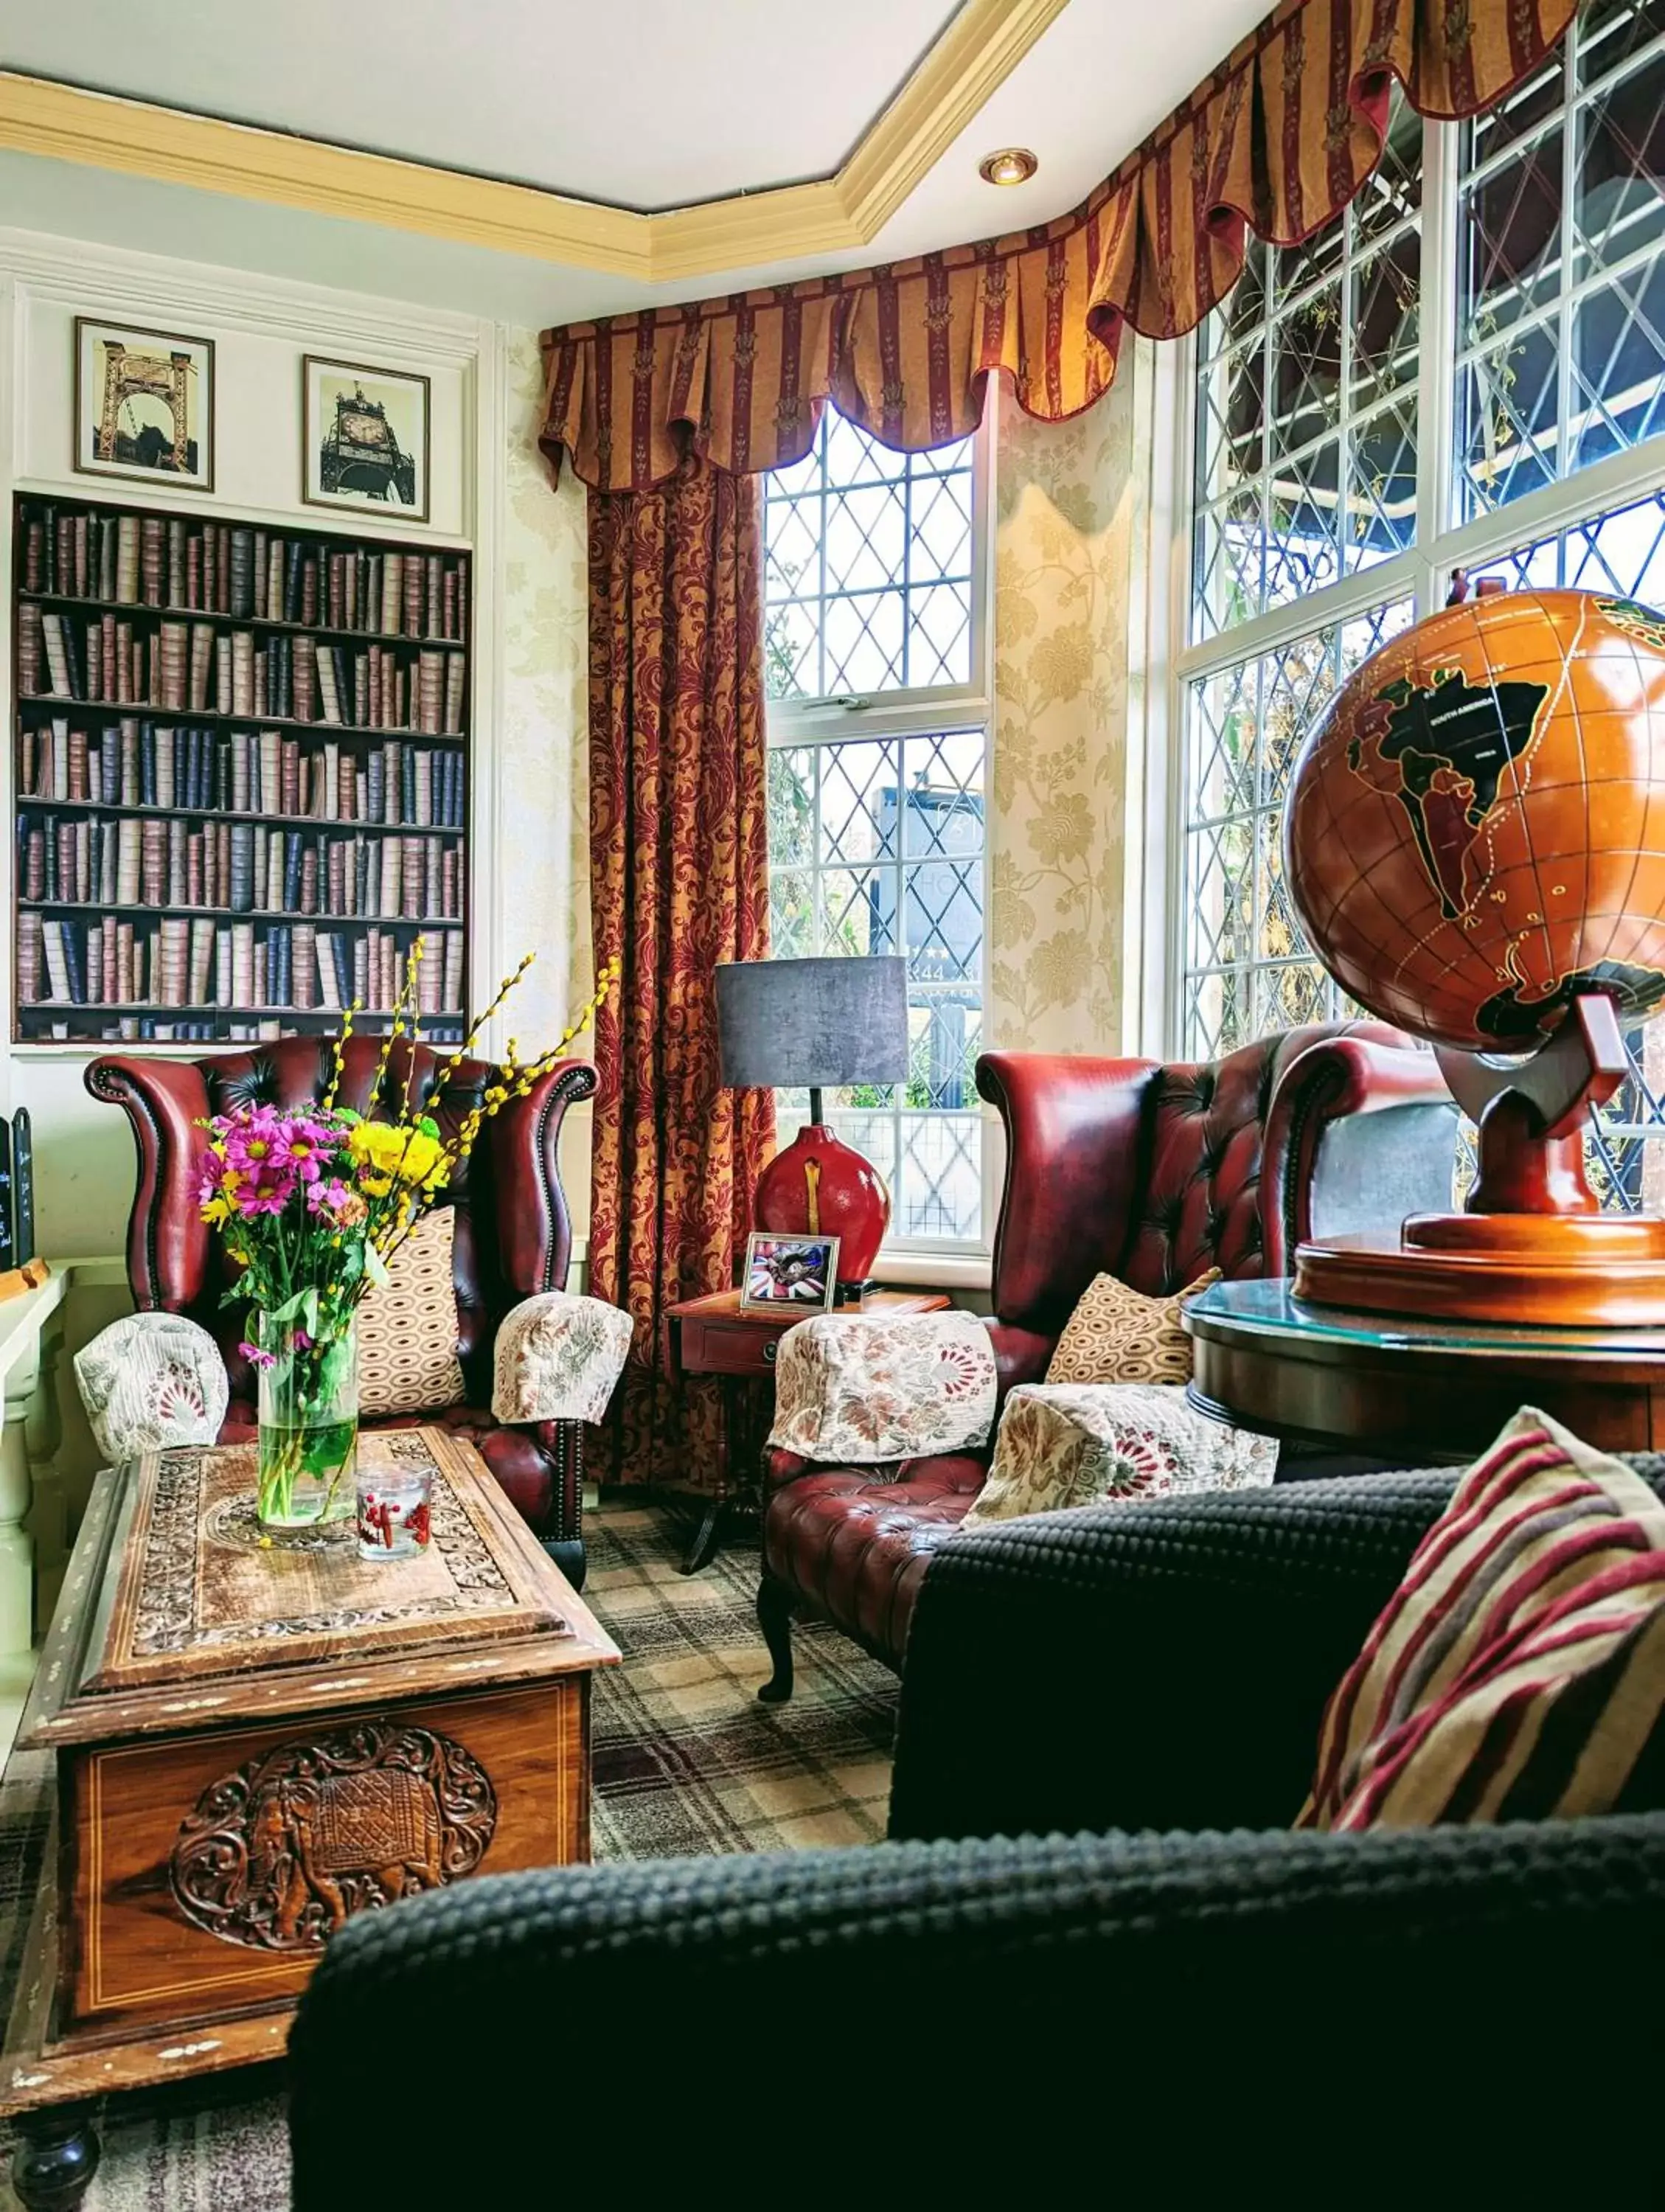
[764, 413, 989, 1250]
[765, 416, 976, 701]
[765, 729, 987, 1245]
[1178, 7, 1665, 1204]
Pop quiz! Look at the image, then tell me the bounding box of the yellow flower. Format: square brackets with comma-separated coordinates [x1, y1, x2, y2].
[360, 1172, 393, 1197]
[396, 1131, 445, 1186]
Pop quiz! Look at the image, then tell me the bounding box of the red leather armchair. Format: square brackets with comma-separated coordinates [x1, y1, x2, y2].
[86, 1035, 598, 1585]
[756, 1021, 1457, 1697]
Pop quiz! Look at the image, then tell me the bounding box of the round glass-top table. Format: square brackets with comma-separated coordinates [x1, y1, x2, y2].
[1183, 1278, 1665, 1461]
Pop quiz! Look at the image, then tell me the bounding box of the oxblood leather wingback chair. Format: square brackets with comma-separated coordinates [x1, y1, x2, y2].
[86, 1035, 598, 1583]
[756, 1021, 1457, 1697]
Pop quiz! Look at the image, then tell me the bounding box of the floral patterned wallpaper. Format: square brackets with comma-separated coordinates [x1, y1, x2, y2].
[989, 364, 1144, 1054]
[499, 327, 594, 1239]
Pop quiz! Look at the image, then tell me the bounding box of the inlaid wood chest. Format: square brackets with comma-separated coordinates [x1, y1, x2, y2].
[0, 1426, 617, 2112]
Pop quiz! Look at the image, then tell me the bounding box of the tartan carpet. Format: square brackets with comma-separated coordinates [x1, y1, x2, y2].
[0, 1499, 898, 2208]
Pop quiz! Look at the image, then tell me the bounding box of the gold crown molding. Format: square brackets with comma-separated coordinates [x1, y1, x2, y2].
[0, 0, 1069, 286]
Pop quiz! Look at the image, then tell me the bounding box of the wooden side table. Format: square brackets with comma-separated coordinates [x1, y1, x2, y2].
[662, 1287, 952, 1572]
[1183, 1277, 1665, 1458]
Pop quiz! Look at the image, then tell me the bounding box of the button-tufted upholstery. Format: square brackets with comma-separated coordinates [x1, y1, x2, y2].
[86, 1035, 598, 1583]
[755, 1022, 1459, 1694]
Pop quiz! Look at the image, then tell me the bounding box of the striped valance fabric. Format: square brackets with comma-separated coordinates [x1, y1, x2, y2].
[1301, 1409, 1665, 1831]
[540, 0, 1579, 491]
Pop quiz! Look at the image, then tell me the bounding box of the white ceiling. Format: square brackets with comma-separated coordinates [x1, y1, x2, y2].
[0, 0, 1276, 326]
[5, 0, 963, 211]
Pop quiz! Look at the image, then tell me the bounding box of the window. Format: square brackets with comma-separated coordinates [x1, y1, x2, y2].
[763, 411, 991, 1250]
[1176, 2, 1665, 1204]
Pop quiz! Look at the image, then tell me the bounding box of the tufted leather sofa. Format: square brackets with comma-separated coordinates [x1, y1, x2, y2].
[86, 1035, 598, 1584]
[755, 1021, 1457, 1696]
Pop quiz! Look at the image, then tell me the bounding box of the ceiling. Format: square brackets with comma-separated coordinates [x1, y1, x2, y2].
[6, 0, 966, 211]
[0, 0, 1276, 327]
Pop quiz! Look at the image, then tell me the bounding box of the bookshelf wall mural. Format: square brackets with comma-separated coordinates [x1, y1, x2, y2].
[10, 492, 470, 1046]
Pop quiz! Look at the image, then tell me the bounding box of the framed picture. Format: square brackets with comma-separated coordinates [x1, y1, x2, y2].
[740, 1233, 841, 1315]
[302, 355, 430, 522]
[74, 318, 215, 492]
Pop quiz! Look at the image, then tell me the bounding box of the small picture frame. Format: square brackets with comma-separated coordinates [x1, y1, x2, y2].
[74, 318, 215, 492]
[740, 1232, 841, 1315]
[302, 355, 431, 522]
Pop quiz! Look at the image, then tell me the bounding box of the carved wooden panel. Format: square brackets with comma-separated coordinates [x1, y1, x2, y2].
[170, 1721, 496, 1952]
[66, 1676, 586, 2038]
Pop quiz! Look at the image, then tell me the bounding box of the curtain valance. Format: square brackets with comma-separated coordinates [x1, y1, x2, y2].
[540, 0, 1579, 492]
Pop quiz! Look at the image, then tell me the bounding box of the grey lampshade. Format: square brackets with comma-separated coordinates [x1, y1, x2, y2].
[715, 957, 908, 1090]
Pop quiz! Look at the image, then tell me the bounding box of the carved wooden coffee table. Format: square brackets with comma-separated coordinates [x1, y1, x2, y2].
[0, 1426, 619, 2206]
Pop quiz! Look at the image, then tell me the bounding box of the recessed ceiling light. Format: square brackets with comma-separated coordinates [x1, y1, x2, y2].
[979, 147, 1037, 187]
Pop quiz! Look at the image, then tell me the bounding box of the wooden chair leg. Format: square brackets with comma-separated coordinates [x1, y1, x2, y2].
[13, 2110, 100, 2211]
[755, 1573, 796, 1705]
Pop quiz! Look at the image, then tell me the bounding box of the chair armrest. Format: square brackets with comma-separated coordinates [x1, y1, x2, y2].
[290, 1817, 1665, 2202]
[1259, 1029, 1457, 1271]
[84, 1054, 216, 1307]
[888, 1472, 1459, 1842]
[490, 1290, 632, 1425]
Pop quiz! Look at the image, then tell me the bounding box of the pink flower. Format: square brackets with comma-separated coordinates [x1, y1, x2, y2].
[293, 1327, 313, 1352]
[232, 1172, 295, 1217]
[239, 1340, 277, 1370]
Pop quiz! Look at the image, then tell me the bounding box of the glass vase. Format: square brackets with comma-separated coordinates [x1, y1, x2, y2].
[254, 1309, 358, 1530]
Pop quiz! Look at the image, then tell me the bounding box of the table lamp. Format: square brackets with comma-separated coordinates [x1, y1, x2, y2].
[715, 956, 909, 1297]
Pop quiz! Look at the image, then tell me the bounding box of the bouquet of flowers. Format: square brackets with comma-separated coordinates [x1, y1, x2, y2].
[197, 940, 618, 1528]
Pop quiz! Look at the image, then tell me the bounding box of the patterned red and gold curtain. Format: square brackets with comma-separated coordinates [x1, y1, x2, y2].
[541, 0, 1579, 491]
[586, 451, 775, 1487]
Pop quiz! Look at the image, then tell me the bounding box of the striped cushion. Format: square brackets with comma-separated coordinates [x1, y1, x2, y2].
[1299, 1407, 1665, 1831]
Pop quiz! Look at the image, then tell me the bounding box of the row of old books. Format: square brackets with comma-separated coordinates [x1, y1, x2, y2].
[20, 501, 467, 641]
[24, 1018, 467, 1042]
[18, 608, 466, 735]
[20, 814, 464, 922]
[20, 914, 465, 1015]
[20, 722, 466, 830]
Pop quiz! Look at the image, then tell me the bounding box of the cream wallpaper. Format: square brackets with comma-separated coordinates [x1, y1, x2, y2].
[498, 327, 594, 1242]
[988, 366, 1143, 1055]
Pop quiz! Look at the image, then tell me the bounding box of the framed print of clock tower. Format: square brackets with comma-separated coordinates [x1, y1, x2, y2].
[302, 357, 430, 524]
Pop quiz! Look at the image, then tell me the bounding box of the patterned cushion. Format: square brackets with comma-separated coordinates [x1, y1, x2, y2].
[74, 1312, 228, 1467]
[766, 1311, 997, 1465]
[1043, 1269, 1223, 1386]
[1299, 1407, 1665, 1832]
[357, 1208, 467, 1419]
[962, 1380, 1276, 1528]
[491, 1292, 635, 1425]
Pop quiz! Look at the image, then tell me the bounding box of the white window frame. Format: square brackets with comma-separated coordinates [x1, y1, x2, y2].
[764, 408, 998, 1268]
[1161, 18, 1665, 1062]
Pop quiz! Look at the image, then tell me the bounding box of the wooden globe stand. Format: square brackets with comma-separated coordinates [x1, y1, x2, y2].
[1295, 993, 1665, 1324]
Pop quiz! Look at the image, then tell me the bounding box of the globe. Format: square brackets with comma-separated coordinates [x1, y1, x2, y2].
[1285, 589, 1665, 1054]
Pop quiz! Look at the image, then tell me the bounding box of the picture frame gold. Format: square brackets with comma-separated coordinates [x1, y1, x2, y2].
[302, 355, 431, 524]
[73, 318, 215, 493]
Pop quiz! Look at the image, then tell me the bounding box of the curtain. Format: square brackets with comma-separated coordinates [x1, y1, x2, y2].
[540, 0, 1579, 492]
[586, 451, 775, 1488]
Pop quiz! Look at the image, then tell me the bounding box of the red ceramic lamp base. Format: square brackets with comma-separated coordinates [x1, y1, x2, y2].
[754, 1124, 891, 1290]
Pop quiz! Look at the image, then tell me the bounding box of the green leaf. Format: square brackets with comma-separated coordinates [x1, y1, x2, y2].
[363, 1245, 391, 1290]
[316, 1336, 353, 1403]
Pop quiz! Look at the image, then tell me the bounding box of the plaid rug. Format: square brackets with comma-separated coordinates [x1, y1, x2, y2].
[0, 1500, 897, 2208]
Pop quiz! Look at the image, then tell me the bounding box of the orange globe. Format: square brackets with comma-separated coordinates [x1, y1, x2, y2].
[1285, 589, 1665, 1053]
